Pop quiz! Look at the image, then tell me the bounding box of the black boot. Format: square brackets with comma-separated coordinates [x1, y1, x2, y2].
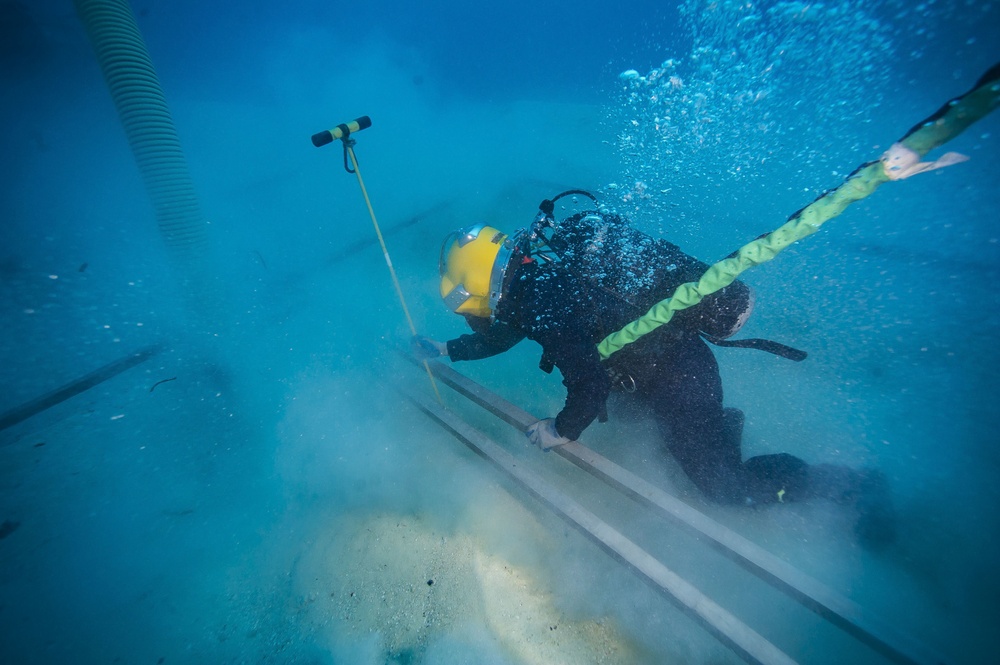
[804, 463, 865, 503]
[726, 408, 815, 505]
[805, 464, 897, 550]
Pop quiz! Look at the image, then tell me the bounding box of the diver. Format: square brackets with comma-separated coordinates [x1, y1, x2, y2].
[413, 191, 894, 548]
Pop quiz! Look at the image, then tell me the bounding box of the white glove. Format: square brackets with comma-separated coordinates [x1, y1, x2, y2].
[880, 142, 968, 180]
[411, 335, 448, 361]
[526, 418, 571, 451]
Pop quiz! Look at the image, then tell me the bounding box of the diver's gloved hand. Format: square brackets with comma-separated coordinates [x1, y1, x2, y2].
[526, 418, 571, 451]
[881, 142, 968, 180]
[411, 335, 448, 361]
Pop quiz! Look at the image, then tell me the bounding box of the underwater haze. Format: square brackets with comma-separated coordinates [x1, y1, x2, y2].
[2, 0, 999, 663]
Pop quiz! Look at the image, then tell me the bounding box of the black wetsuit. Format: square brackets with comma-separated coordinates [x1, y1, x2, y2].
[446, 259, 813, 506]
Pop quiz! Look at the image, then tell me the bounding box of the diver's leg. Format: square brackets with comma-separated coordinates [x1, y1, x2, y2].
[646, 334, 747, 503]
[646, 334, 895, 544]
[647, 333, 812, 505]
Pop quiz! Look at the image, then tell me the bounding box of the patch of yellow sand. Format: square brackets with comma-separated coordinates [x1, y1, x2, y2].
[298, 511, 649, 663]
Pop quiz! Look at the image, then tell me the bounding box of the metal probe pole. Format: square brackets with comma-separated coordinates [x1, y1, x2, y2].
[312, 117, 441, 401]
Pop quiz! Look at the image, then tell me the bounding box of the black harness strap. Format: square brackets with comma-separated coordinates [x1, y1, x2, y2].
[701, 334, 808, 362]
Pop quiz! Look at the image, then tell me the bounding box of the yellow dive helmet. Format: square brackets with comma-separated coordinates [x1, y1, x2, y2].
[439, 223, 519, 318]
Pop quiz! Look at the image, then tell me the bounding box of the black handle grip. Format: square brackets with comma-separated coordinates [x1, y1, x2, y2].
[311, 115, 372, 147]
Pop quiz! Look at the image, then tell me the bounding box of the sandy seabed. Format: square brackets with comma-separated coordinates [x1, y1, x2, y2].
[296, 508, 652, 664]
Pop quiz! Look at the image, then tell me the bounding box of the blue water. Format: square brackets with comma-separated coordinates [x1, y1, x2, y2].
[2, 1, 999, 663]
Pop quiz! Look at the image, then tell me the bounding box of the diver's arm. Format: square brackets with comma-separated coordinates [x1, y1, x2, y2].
[446, 321, 525, 361]
[547, 341, 611, 441]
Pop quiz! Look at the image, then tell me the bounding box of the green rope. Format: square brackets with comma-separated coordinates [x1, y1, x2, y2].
[597, 64, 1000, 360]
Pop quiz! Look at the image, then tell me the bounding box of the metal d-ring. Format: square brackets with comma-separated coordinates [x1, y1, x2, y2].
[620, 373, 636, 393]
[342, 137, 356, 173]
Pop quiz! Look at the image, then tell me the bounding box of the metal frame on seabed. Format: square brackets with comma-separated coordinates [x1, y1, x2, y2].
[400, 357, 948, 665]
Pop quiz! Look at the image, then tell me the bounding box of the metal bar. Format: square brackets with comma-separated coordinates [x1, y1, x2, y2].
[0, 346, 160, 434]
[401, 384, 798, 665]
[419, 359, 946, 665]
